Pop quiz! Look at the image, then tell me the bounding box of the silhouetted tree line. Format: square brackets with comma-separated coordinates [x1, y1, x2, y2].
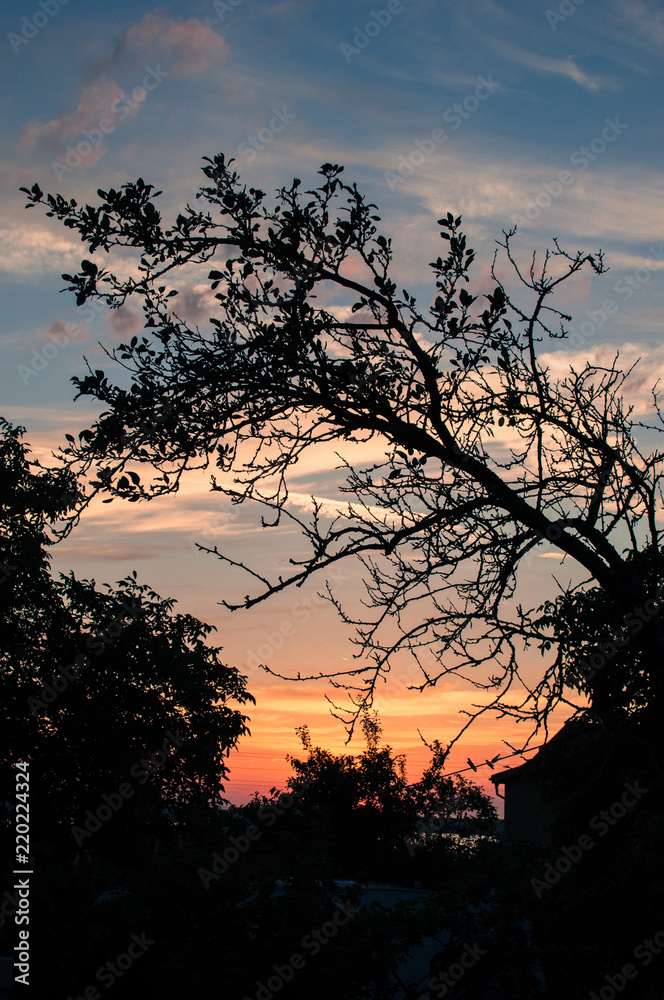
[3, 146, 664, 994]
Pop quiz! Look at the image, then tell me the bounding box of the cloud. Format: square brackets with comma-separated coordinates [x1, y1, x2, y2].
[0, 225, 82, 278]
[18, 11, 228, 164]
[170, 284, 219, 326]
[123, 12, 229, 77]
[351, 148, 664, 287]
[493, 41, 609, 91]
[60, 543, 166, 562]
[106, 306, 143, 338]
[19, 80, 125, 158]
[541, 341, 664, 415]
[42, 318, 91, 346]
[638, 308, 664, 324]
[613, 0, 664, 50]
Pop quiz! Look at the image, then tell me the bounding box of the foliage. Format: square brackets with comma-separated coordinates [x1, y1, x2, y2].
[534, 545, 664, 719]
[283, 711, 497, 880]
[0, 418, 254, 841]
[13, 719, 501, 999]
[20, 159, 664, 744]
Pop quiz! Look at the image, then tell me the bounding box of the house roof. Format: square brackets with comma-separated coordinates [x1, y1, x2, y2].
[490, 718, 600, 786]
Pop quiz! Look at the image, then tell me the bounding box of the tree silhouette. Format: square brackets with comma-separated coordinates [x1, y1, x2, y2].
[534, 544, 664, 724]
[20, 157, 664, 745]
[0, 418, 254, 844]
[283, 711, 497, 877]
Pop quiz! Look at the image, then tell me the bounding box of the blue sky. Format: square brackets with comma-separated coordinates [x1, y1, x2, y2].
[1, 0, 663, 800]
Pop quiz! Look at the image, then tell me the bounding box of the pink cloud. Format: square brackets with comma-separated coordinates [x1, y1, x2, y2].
[171, 284, 219, 326]
[19, 12, 227, 161]
[105, 286, 219, 338]
[339, 256, 374, 283]
[106, 306, 143, 338]
[557, 275, 592, 307]
[20, 80, 125, 155]
[638, 307, 664, 324]
[123, 11, 229, 76]
[42, 318, 91, 346]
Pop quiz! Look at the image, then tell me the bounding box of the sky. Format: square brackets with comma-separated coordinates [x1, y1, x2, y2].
[1, 0, 663, 805]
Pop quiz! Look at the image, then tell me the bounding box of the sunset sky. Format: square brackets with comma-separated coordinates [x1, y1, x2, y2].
[1, 0, 663, 805]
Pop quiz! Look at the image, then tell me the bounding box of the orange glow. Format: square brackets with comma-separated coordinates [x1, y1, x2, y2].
[222, 679, 575, 812]
[20, 420, 580, 818]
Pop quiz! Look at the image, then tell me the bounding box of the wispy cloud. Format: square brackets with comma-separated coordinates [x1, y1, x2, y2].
[41, 318, 91, 346]
[493, 41, 610, 91]
[20, 80, 126, 159]
[541, 341, 664, 415]
[0, 224, 81, 278]
[18, 10, 229, 161]
[612, 0, 664, 50]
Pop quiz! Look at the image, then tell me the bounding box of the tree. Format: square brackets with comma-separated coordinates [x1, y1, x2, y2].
[534, 544, 664, 722]
[281, 711, 497, 878]
[0, 418, 254, 842]
[13, 703, 495, 998]
[20, 157, 664, 745]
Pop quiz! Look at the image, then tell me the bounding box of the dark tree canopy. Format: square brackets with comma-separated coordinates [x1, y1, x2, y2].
[283, 711, 497, 875]
[534, 545, 664, 723]
[20, 155, 664, 743]
[0, 418, 254, 836]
